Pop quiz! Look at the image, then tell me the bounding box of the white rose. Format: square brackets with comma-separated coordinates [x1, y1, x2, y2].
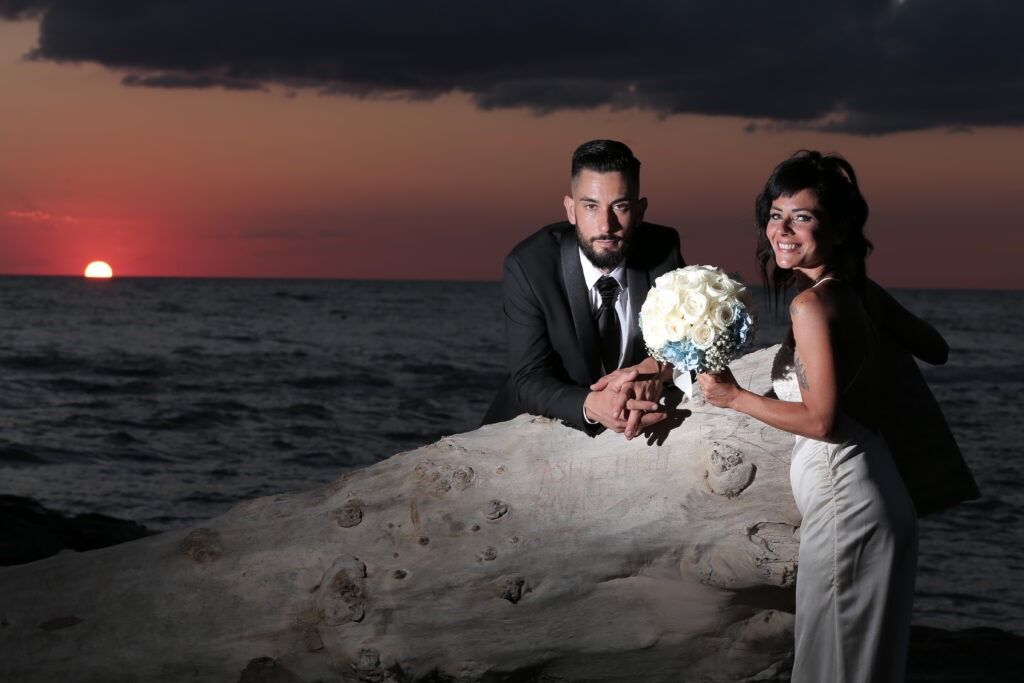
[653, 271, 675, 289]
[665, 268, 691, 289]
[705, 275, 730, 299]
[691, 322, 717, 350]
[711, 302, 736, 330]
[686, 267, 707, 287]
[666, 317, 691, 342]
[676, 266, 701, 288]
[707, 287, 732, 307]
[681, 290, 709, 322]
[642, 319, 669, 351]
[642, 288, 676, 319]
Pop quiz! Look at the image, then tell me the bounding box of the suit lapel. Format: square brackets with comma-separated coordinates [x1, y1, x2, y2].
[560, 231, 602, 379]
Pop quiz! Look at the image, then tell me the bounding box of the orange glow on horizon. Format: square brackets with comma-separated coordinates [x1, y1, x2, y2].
[84, 261, 113, 278]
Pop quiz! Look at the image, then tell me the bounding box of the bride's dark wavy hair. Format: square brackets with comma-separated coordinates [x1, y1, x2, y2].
[755, 150, 872, 310]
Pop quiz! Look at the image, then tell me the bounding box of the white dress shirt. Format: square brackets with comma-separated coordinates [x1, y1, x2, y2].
[579, 248, 693, 404]
[579, 249, 630, 372]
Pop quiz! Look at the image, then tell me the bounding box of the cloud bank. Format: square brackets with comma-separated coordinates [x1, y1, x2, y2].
[3, 0, 1022, 135]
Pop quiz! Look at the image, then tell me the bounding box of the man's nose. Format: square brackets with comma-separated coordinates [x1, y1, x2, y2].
[604, 209, 622, 232]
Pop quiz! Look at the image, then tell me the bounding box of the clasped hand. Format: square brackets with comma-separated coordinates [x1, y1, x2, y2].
[585, 358, 668, 439]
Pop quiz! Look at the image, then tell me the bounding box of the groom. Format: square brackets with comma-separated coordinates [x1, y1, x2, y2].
[483, 139, 684, 437]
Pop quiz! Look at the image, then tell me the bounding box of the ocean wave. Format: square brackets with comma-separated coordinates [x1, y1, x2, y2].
[106, 431, 141, 445]
[272, 291, 321, 303]
[107, 448, 177, 464]
[144, 409, 243, 430]
[915, 590, 1001, 605]
[0, 350, 82, 372]
[203, 333, 261, 343]
[208, 467, 239, 478]
[0, 444, 46, 466]
[922, 365, 1024, 385]
[278, 403, 332, 419]
[283, 450, 352, 467]
[41, 378, 157, 395]
[53, 398, 117, 410]
[193, 400, 255, 413]
[290, 370, 392, 389]
[155, 301, 186, 314]
[91, 360, 167, 379]
[175, 491, 239, 505]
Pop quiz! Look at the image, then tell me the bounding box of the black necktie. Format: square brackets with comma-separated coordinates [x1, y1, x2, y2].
[595, 275, 621, 372]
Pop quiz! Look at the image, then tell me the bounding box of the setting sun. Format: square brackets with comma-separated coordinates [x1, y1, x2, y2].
[84, 261, 113, 278]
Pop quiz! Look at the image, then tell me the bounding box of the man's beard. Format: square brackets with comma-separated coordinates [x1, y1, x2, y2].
[577, 228, 630, 270]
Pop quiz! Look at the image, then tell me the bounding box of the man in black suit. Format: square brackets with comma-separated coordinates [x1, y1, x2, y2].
[483, 140, 684, 437]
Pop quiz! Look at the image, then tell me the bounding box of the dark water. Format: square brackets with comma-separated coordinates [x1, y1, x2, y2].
[0, 276, 1020, 635]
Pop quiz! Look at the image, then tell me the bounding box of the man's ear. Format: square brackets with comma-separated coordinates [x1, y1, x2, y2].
[637, 197, 648, 222]
[563, 195, 576, 225]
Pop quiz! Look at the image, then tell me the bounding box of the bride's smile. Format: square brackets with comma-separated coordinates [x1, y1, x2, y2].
[766, 187, 834, 279]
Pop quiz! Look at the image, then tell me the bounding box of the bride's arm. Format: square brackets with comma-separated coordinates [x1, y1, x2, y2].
[699, 289, 840, 441]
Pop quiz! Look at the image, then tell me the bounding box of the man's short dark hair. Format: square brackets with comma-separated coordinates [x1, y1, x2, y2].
[571, 139, 641, 191]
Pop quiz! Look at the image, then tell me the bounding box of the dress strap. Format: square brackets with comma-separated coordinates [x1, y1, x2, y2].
[812, 275, 840, 288]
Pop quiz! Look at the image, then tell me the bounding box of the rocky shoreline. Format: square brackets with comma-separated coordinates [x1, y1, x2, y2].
[0, 494, 152, 567]
[907, 624, 1023, 683]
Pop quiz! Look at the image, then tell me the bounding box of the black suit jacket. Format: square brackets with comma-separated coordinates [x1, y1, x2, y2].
[483, 221, 684, 434]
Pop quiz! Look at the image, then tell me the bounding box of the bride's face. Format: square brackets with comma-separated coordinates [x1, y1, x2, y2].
[766, 188, 835, 279]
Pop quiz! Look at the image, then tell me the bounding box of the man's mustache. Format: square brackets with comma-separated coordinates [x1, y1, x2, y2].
[591, 235, 622, 244]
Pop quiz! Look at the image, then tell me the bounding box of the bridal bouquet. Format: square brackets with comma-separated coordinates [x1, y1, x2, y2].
[639, 265, 755, 373]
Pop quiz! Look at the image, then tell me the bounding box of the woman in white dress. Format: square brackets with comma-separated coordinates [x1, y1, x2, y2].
[698, 151, 948, 683]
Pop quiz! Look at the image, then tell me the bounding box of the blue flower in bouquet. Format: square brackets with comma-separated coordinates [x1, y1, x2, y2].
[639, 265, 756, 373]
[661, 340, 702, 368]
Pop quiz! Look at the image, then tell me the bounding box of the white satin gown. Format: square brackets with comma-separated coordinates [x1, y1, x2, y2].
[772, 347, 918, 683]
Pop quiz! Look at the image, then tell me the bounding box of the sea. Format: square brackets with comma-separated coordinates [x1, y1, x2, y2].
[1, 276, 1021, 636]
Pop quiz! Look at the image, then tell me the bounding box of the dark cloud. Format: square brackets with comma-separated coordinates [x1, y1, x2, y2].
[0, 0, 44, 20]
[2, 0, 1022, 135]
[122, 73, 264, 90]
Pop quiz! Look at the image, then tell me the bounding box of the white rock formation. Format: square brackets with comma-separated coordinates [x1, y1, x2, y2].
[0, 347, 800, 682]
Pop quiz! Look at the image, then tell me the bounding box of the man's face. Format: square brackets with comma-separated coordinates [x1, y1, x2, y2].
[564, 169, 647, 271]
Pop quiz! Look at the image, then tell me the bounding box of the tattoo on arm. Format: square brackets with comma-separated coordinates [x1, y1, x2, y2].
[794, 356, 810, 391]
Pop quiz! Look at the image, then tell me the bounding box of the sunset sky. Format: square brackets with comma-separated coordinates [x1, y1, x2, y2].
[1, 1, 1022, 289]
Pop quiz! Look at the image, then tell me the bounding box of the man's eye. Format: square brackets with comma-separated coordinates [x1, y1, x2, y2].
[614, 204, 630, 212]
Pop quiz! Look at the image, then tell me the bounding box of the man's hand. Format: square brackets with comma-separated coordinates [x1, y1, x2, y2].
[583, 380, 633, 433]
[589, 358, 670, 439]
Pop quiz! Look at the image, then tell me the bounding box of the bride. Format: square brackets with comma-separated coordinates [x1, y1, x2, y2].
[698, 150, 947, 683]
